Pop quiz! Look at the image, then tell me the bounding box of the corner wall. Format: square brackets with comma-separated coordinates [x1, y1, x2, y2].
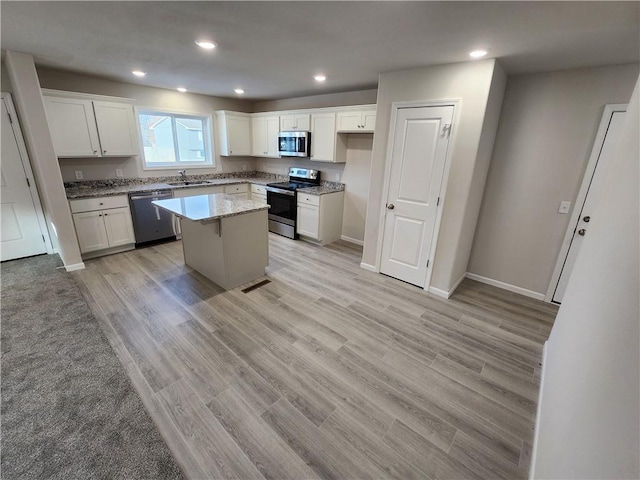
[531, 75, 639, 480]
[362, 59, 505, 292]
[468, 63, 639, 296]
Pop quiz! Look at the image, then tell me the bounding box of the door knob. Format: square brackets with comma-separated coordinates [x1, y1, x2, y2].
[583, 216, 591, 222]
[387, 204, 395, 210]
[578, 229, 586, 236]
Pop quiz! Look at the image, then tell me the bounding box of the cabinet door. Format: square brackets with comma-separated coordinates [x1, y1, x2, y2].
[310, 113, 337, 162]
[93, 101, 138, 156]
[293, 114, 311, 131]
[280, 115, 297, 131]
[227, 115, 252, 155]
[281, 114, 310, 131]
[103, 207, 135, 247]
[252, 193, 267, 205]
[336, 111, 362, 132]
[265, 116, 280, 157]
[361, 110, 377, 132]
[73, 211, 109, 253]
[251, 116, 267, 156]
[44, 96, 101, 157]
[296, 203, 320, 239]
[173, 185, 224, 198]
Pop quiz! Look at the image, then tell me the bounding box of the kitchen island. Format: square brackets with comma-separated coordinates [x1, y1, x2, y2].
[153, 193, 269, 290]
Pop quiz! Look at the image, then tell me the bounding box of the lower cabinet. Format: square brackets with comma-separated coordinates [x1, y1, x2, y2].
[250, 184, 267, 204]
[224, 183, 249, 199]
[296, 191, 344, 245]
[70, 195, 135, 257]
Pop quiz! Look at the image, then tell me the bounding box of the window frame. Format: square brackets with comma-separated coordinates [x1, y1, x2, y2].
[135, 107, 215, 170]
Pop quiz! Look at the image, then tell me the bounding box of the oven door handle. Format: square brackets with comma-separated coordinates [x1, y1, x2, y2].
[265, 186, 295, 196]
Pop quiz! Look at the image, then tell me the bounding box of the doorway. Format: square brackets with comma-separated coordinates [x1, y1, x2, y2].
[1, 93, 51, 261]
[547, 104, 627, 304]
[379, 103, 454, 288]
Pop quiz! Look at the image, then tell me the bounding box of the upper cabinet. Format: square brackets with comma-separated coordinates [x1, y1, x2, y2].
[251, 115, 280, 157]
[336, 108, 377, 133]
[43, 91, 138, 158]
[216, 111, 252, 156]
[280, 113, 310, 131]
[310, 112, 347, 163]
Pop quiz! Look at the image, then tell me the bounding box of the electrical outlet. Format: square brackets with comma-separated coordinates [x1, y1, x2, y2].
[115, 169, 124, 178]
[558, 201, 571, 214]
[74, 170, 83, 180]
[334, 173, 340, 181]
[242, 164, 247, 171]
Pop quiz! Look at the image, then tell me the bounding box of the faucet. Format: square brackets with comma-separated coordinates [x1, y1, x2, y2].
[177, 170, 187, 182]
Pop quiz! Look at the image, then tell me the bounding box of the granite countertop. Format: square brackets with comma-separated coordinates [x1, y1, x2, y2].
[65, 172, 344, 199]
[152, 193, 269, 222]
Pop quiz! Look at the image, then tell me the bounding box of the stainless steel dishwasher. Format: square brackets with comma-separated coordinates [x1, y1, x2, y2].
[128, 190, 176, 245]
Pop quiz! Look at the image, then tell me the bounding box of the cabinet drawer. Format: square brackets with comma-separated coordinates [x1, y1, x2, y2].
[251, 184, 266, 195]
[297, 192, 320, 207]
[225, 183, 248, 194]
[70, 195, 129, 213]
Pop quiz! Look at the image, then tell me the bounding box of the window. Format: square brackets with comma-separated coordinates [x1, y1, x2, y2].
[137, 110, 213, 168]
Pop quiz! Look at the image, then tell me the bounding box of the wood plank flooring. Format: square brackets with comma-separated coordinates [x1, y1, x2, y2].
[73, 234, 557, 479]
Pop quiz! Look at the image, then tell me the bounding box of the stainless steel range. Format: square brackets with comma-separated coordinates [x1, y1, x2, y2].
[265, 167, 320, 239]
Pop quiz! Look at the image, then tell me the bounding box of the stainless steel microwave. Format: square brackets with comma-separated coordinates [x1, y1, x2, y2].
[277, 131, 310, 157]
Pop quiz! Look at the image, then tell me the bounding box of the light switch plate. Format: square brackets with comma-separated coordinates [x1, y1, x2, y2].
[115, 169, 124, 178]
[74, 170, 83, 180]
[558, 201, 571, 214]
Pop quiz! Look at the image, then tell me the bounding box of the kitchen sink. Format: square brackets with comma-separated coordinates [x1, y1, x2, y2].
[166, 181, 212, 186]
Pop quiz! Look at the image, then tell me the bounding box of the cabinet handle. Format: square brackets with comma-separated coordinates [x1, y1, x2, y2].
[103, 150, 107, 154]
[104, 213, 108, 216]
[230, 150, 233, 154]
[98, 214, 102, 217]
[99, 202, 103, 205]
[93, 150, 98, 155]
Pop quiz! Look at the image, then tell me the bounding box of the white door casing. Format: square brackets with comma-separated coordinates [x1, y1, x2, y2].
[380, 104, 454, 288]
[547, 105, 627, 303]
[1, 93, 51, 261]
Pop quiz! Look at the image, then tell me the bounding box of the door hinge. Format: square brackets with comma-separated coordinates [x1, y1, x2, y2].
[443, 123, 452, 138]
[436, 197, 440, 206]
[26, 177, 31, 187]
[426, 259, 430, 268]
[7, 112, 13, 124]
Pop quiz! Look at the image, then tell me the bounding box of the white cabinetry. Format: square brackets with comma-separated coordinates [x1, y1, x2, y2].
[280, 113, 310, 131]
[310, 112, 347, 163]
[216, 111, 251, 156]
[70, 195, 135, 256]
[296, 191, 344, 244]
[336, 108, 376, 132]
[251, 115, 280, 157]
[250, 184, 267, 204]
[224, 183, 249, 199]
[43, 93, 138, 158]
[172, 185, 224, 198]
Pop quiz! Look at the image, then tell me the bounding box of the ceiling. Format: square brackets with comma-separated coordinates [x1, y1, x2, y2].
[1, 1, 638, 101]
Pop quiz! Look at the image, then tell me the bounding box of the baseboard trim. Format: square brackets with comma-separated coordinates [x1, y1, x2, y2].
[340, 235, 364, 246]
[529, 341, 548, 480]
[65, 262, 85, 272]
[359, 262, 377, 273]
[428, 286, 449, 298]
[465, 272, 546, 301]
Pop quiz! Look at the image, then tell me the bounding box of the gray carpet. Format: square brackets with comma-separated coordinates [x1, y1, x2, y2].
[1, 254, 185, 480]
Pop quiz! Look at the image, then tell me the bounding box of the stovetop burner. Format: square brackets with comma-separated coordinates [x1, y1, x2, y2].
[266, 181, 318, 191]
[266, 167, 321, 191]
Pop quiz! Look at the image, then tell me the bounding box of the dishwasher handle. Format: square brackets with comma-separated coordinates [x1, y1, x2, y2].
[129, 191, 173, 201]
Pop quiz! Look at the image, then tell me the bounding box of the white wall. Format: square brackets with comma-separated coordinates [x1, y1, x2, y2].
[253, 89, 377, 113]
[469, 64, 639, 295]
[4, 52, 83, 268]
[362, 59, 506, 292]
[36, 67, 257, 182]
[531, 76, 639, 480]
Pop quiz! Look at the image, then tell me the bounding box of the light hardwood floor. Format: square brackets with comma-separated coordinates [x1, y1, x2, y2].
[73, 234, 557, 479]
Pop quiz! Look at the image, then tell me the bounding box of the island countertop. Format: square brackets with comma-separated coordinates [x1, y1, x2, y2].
[153, 193, 269, 222]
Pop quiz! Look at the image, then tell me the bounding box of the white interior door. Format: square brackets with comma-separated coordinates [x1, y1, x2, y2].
[380, 105, 453, 287]
[1, 96, 48, 261]
[551, 108, 627, 303]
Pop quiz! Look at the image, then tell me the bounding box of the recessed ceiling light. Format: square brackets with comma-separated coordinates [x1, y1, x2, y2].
[234, 88, 245, 94]
[177, 87, 187, 93]
[314, 74, 327, 82]
[469, 49, 488, 58]
[195, 40, 217, 50]
[132, 70, 146, 77]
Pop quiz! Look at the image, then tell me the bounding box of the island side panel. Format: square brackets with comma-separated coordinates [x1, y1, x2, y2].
[222, 209, 269, 288]
[180, 218, 229, 288]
